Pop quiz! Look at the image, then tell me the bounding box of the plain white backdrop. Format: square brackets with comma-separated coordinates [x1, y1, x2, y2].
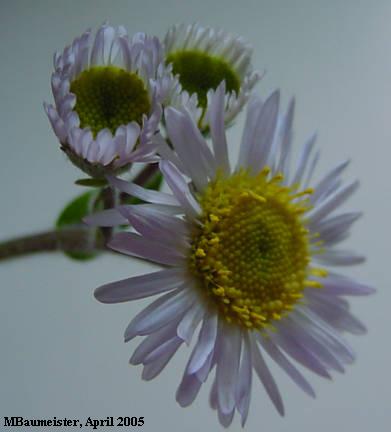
[0, 0, 389, 430]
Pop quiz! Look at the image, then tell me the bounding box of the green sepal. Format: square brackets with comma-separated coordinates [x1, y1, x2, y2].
[75, 178, 108, 188]
[56, 191, 99, 261]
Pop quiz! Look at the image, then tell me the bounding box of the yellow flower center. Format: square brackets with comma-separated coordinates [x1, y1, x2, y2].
[189, 168, 326, 330]
[70, 66, 151, 137]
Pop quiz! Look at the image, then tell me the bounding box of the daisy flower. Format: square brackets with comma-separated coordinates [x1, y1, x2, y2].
[44, 24, 166, 178]
[162, 23, 261, 129]
[87, 83, 374, 427]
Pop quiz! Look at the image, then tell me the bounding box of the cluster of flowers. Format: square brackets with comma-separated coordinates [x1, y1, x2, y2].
[45, 23, 374, 428]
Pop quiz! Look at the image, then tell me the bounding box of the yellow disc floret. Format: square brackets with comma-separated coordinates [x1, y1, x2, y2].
[70, 66, 151, 137]
[189, 168, 326, 330]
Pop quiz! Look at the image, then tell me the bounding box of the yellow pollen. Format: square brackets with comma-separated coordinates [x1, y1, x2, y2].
[189, 168, 326, 330]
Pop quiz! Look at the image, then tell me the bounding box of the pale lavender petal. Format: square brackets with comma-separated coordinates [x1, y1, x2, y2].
[308, 180, 360, 226]
[257, 334, 316, 398]
[297, 306, 357, 362]
[320, 272, 375, 296]
[218, 408, 235, 429]
[90, 25, 107, 65]
[302, 149, 320, 189]
[154, 133, 188, 174]
[236, 332, 252, 427]
[108, 232, 185, 266]
[107, 175, 179, 206]
[251, 335, 285, 416]
[312, 160, 350, 203]
[165, 107, 210, 190]
[124, 289, 194, 341]
[315, 249, 366, 266]
[291, 133, 317, 185]
[160, 160, 201, 219]
[246, 90, 280, 173]
[94, 268, 186, 304]
[188, 313, 218, 374]
[78, 128, 94, 159]
[271, 328, 332, 379]
[114, 122, 140, 155]
[306, 291, 367, 335]
[177, 303, 205, 344]
[210, 378, 218, 410]
[238, 94, 263, 168]
[208, 82, 230, 174]
[95, 129, 114, 163]
[130, 319, 180, 365]
[274, 97, 295, 177]
[143, 336, 183, 364]
[118, 205, 188, 247]
[84, 208, 128, 227]
[216, 325, 241, 414]
[333, 312, 367, 335]
[283, 316, 345, 373]
[316, 212, 362, 245]
[195, 350, 215, 383]
[142, 337, 182, 380]
[176, 374, 202, 407]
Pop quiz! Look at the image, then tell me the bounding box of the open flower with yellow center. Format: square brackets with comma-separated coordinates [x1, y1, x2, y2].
[161, 23, 261, 129]
[44, 24, 166, 177]
[86, 83, 374, 427]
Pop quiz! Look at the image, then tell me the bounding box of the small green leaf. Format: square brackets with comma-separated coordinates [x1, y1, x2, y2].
[75, 178, 108, 187]
[56, 191, 99, 261]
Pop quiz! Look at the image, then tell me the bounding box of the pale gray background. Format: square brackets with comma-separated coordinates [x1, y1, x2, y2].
[0, 0, 389, 430]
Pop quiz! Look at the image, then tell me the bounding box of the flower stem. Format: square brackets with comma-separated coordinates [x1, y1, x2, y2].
[133, 162, 159, 186]
[0, 227, 105, 261]
[0, 163, 161, 262]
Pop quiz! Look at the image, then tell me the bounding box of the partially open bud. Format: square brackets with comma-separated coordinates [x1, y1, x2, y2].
[162, 23, 261, 129]
[45, 24, 165, 178]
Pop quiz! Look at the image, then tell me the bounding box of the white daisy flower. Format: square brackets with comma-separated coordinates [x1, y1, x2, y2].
[44, 24, 165, 177]
[86, 83, 374, 427]
[162, 23, 261, 129]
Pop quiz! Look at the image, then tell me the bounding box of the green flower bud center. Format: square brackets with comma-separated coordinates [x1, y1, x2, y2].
[189, 169, 326, 330]
[70, 66, 150, 137]
[166, 50, 240, 108]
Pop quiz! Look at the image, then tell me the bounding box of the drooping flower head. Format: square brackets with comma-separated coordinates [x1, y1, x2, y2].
[162, 23, 261, 129]
[44, 24, 166, 178]
[87, 83, 374, 427]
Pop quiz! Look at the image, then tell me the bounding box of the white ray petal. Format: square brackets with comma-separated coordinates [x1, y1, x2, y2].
[251, 334, 285, 416]
[308, 180, 360, 226]
[235, 331, 252, 427]
[208, 82, 230, 174]
[142, 337, 183, 381]
[187, 313, 218, 374]
[257, 333, 315, 398]
[124, 288, 195, 341]
[176, 374, 202, 407]
[94, 268, 186, 303]
[107, 175, 179, 206]
[130, 319, 181, 365]
[216, 325, 241, 414]
[160, 161, 201, 219]
[177, 303, 205, 345]
[108, 232, 185, 266]
[315, 249, 366, 266]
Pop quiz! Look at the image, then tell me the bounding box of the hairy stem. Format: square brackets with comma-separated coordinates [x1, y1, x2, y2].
[0, 163, 161, 262]
[133, 163, 159, 186]
[0, 227, 105, 261]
